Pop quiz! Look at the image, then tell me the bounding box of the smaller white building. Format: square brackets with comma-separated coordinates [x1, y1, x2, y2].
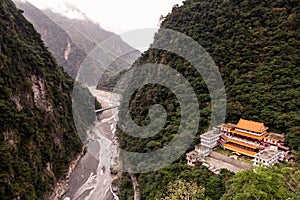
[187, 127, 224, 166]
[200, 128, 222, 148]
[253, 149, 282, 167]
[195, 145, 211, 157]
[186, 151, 202, 166]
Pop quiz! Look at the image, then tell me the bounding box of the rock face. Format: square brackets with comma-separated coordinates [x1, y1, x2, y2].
[14, 0, 140, 83]
[14, 0, 86, 78]
[30, 75, 53, 112]
[0, 0, 82, 199]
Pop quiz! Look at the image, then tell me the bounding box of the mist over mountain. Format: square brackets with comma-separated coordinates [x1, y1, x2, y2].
[14, 0, 86, 78]
[14, 0, 140, 84]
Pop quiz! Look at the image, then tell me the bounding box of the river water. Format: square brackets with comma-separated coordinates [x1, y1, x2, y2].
[63, 89, 120, 200]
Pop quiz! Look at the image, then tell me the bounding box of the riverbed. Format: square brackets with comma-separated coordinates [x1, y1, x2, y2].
[62, 89, 120, 200]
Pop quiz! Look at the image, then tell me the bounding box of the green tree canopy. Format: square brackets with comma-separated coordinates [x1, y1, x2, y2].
[221, 166, 300, 200]
[162, 179, 205, 200]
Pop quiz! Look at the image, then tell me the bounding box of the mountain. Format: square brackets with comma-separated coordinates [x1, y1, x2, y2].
[14, 0, 140, 84]
[0, 0, 82, 199]
[13, 0, 86, 78]
[116, 0, 300, 199]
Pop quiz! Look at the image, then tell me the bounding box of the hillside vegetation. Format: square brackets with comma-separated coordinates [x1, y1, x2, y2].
[0, 0, 82, 199]
[117, 0, 300, 199]
[14, 0, 86, 78]
[15, 0, 140, 82]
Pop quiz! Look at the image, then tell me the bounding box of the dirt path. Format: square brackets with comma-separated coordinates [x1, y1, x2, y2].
[129, 172, 140, 200]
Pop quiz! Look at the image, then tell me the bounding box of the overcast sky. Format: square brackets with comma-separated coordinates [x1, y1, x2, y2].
[26, 0, 183, 34]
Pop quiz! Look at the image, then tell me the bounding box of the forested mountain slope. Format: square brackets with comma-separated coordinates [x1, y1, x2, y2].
[117, 0, 300, 199]
[14, 1, 140, 82]
[120, 0, 300, 159]
[14, 0, 86, 78]
[0, 0, 82, 199]
[42, 8, 141, 86]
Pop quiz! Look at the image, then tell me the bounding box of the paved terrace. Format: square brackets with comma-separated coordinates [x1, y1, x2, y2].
[202, 152, 252, 173]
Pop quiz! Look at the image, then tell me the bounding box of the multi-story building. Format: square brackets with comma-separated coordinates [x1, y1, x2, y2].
[200, 127, 222, 148]
[253, 149, 282, 167]
[219, 119, 268, 157]
[186, 128, 221, 166]
[218, 119, 290, 162]
[263, 132, 289, 151]
[187, 118, 290, 167]
[195, 145, 211, 157]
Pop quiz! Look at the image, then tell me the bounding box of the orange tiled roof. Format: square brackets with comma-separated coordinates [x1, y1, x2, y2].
[235, 118, 268, 133]
[232, 130, 268, 140]
[224, 143, 257, 157]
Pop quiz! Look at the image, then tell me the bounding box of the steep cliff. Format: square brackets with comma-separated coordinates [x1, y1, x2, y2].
[0, 0, 82, 199]
[13, 0, 87, 78]
[14, 0, 140, 85]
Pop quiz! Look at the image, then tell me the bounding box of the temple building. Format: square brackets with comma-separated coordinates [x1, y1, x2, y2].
[218, 119, 289, 162]
[219, 119, 269, 157]
[186, 118, 290, 167]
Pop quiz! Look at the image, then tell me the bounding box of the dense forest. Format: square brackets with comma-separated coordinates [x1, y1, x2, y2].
[0, 0, 82, 199]
[117, 0, 300, 199]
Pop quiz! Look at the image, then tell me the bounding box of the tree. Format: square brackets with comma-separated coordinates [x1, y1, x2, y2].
[162, 179, 205, 200]
[221, 166, 300, 200]
[205, 176, 224, 200]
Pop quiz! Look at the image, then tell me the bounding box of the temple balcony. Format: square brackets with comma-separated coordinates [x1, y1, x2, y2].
[224, 143, 257, 157]
[224, 135, 261, 149]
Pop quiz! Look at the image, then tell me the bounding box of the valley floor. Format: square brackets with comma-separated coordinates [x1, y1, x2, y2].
[62, 89, 120, 200]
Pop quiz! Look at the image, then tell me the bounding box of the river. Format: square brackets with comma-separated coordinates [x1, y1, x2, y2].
[62, 88, 120, 200]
